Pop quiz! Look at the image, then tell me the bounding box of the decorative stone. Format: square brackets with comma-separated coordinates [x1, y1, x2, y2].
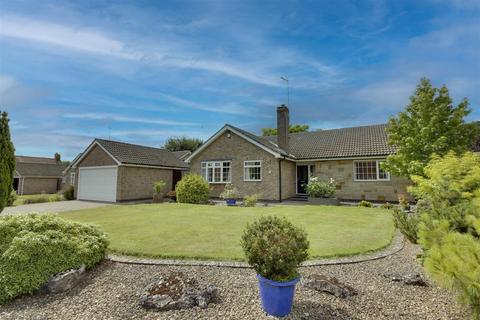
[308, 197, 340, 206]
[303, 274, 357, 298]
[41, 265, 86, 294]
[389, 273, 427, 286]
[140, 272, 217, 311]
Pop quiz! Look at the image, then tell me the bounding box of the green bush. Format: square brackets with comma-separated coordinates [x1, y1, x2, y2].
[392, 209, 420, 244]
[305, 177, 336, 198]
[219, 183, 239, 200]
[49, 193, 63, 202]
[153, 180, 166, 195]
[0, 214, 108, 304]
[175, 174, 210, 204]
[380, 202, 393, 210]
[22, 195, 50, 204]
[358, 200, 372, 207]
[414, 152, 480, 319]
[6, 190, 16, 207]
[244, 194, 260, 207]
[63, 186, 75, 201]
[241, 216, 309, 282]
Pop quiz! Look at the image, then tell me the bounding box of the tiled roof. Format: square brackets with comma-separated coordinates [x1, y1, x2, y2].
[172, 150, 192, 161]
[95, 139, 189, 168]
[16, 156, 57, 164]
[16, 162, 65, 177]
[227, 124, 293, 158]
[263, 124, 397, 160]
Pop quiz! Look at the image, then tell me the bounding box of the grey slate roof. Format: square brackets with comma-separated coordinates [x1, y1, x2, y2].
[95, 139, 189, 169]
[263, 124, 397, 160]
[16, 162, 65, 177]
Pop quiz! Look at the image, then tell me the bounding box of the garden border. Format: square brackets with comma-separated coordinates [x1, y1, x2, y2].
[108, 231, 404, 268]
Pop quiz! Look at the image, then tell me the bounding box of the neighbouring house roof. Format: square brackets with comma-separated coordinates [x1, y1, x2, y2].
[62, 153, 83, 174]
[16, 155, 58, 165]
[77, 139, 189, 169]
[172, 150, 192, 161]
[16, 162, 66, 177]
[265, 124, 397, 160]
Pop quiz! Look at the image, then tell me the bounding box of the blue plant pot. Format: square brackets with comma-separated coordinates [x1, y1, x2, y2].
[257, 274, 299, 317]
[226, 199, 236, 206]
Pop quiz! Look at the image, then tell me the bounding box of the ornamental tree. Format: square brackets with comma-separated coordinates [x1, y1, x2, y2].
[384, 78, 478, 178]
[0, 111, 15, 213]
[163, 136, 203, 152]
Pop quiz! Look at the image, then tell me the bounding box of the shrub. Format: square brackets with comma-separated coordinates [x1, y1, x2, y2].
[219, 183, 239, 200]
[305, 177, 335, 198]
[153, 180, 166, 195]
[0, 214, 108, 304]
[241, 216, 309, 282]
[175, 174, 210, 204]
[63, 186, 75, 201]
[380, 202, 393, 210]
[392, 209, 420, 244]
[358, 200, 372, 207]
[6, 190, 16, 207]
[22, 195, 50, 204]
[49, 193, 63, 202]
[244, 194, 260, 207]
[398, 195, 410, 211]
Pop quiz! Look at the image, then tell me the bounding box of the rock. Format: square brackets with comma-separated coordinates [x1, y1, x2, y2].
[140, 272, 217, 311]
[384, 273, 428, 286]
[41, 265, 86, 294]
[303, 274, 357, 298]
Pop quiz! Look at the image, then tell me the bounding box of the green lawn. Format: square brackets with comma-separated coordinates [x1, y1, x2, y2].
[60, 203, 395, 261]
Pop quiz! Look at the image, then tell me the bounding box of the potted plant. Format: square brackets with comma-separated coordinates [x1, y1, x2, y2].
[152, 180, 166, 203]
[219, 183, 239, 206]
[305, 177, 339, 205]
[241, 216, 309, 317]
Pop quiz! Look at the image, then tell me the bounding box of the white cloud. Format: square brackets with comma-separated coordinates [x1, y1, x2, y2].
[63, 112, 196, 126]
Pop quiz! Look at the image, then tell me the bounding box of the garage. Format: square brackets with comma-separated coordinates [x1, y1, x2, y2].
[71, 138, 189, 203]
[78, 166, 118, 202]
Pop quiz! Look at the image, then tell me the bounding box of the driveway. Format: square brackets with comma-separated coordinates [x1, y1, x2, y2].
[1, 200, 112, 215]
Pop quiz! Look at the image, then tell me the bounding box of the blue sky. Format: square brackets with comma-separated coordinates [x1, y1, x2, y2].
[0, 0, 479, 159]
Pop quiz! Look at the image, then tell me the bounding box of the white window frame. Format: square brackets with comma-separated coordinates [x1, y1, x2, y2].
[243, 160, 262, 181]
[353, 160, 390, 181]
[201, 161, 231, 184]
[70, 172, 76, 185]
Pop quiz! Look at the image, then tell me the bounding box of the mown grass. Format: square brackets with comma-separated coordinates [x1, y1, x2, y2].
[60, 203, 395, 261]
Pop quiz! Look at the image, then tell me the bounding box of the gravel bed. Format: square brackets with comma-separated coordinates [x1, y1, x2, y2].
[0, 242, 468, 320]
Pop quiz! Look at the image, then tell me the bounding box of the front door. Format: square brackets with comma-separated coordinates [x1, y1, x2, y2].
[296, 165, 309, 194]
[172, 170, 182, 190]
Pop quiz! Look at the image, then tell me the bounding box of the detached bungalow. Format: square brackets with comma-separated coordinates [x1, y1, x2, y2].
[186, 105, 411, 202]
[68, 139, 189, 202]
[14, 156, 66, 195]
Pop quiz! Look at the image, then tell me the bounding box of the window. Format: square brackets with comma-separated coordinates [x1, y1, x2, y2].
[70, 172, 76, 185]
[354, 160, 390, 181]
[244, 160, 262, 181]
[201, 161, 231, 183]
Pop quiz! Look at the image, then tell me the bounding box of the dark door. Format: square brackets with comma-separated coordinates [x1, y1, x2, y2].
[172, 170, 182, 190]
[13, 178, 19, 192]
[296, 165, 309, 194]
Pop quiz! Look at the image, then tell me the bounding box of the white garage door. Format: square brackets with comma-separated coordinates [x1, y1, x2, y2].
[78, 166, 118, 202]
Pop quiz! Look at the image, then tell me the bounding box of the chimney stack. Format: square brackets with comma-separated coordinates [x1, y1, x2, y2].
[277, 105, 289, 152]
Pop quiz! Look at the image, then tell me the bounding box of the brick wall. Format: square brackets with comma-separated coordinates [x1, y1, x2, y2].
[21, 177, 59, 195]
[116, 166, 173, 201]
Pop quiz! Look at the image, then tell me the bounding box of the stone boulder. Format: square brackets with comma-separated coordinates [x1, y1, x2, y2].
[385, 273, 428, 286]
[41, 265, 86, 294]
[140, 272, 217, 311]
[303, 274, 357, 298]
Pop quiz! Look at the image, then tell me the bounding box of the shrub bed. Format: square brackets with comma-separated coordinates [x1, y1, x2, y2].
[0, 214, 109, 304]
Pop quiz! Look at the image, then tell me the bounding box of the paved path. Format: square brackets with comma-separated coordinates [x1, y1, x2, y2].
[1, 200, 112, 215]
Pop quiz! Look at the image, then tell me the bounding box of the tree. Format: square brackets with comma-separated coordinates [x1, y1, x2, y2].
[384, 78, 478, 178]
[54, 152, 61, 164]
[163, 136, 203, 152]
[261, 124, 310, 136]
[0, 111, 15, 213]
